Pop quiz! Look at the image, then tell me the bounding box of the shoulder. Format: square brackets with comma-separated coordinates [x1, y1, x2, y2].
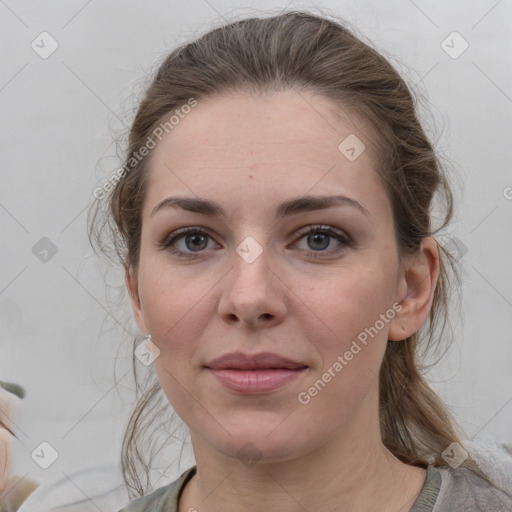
[434, 465, 512, 511]
[116, 466, 196, 512]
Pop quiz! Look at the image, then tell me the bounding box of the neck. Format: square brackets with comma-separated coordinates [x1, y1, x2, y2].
[179, 408, 426, 512]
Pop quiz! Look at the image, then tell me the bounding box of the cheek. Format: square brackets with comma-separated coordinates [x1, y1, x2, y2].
[136, 257, 215, 391]
[137, 252, 211, 338]
[299, 264, 396, 349]
[293, 262, 395, 406]
[293, 274, 391, 430]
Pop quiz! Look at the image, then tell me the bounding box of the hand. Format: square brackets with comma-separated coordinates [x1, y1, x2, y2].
[0, 381, 38, 510]
[0, 383, 19, 498]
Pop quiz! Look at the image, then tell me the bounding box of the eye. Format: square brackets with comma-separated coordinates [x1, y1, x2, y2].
[160, 227, 219, 258]
[292, 225, 350, 257]
[160, 224, 351, 259]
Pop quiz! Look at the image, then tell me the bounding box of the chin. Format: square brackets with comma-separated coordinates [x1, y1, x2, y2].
[197, 423, 312, 466]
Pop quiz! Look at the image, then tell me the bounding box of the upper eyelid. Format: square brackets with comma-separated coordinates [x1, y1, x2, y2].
[294, 224, 348, 239]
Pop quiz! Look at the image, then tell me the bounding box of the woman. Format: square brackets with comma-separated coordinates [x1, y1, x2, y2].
[90, 10, 512, 511]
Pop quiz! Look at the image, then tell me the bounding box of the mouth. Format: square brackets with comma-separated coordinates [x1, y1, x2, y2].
[204, 352, 308, 394]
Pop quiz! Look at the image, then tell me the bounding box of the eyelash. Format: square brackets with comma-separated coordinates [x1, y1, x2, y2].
[159, 225, 351, 260]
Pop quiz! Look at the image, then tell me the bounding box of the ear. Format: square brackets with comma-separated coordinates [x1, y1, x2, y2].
[125, 267, 149, 335]
[388, 237, 440, 341]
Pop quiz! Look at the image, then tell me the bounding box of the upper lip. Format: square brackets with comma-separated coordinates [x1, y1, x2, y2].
[204, 352, 308, 370]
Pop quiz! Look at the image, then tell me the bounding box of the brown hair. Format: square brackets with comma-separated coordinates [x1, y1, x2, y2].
[90, 9, 494, 498]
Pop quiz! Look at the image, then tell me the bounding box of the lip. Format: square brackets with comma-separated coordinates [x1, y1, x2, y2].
[204, 352, 308, 394]
[204, 351, 307, 370]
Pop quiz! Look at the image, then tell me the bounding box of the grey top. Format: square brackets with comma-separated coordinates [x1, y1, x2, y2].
[117, 464, 512, 511]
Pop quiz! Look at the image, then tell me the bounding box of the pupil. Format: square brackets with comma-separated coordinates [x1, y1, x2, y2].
[186, 233, 207, 251]
[309, 233, 329, 250]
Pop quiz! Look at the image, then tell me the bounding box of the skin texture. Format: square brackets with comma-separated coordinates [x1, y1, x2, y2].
[0, 387, 16, 497]
[126, 89, 440, 512]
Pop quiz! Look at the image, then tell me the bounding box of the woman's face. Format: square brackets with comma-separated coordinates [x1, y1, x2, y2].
[128, 89, 410, 463]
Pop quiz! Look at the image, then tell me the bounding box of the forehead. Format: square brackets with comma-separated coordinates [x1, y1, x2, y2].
[143, 89, 389, 219]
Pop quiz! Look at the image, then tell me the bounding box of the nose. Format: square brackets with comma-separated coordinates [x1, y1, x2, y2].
[217, 241, 288, 329]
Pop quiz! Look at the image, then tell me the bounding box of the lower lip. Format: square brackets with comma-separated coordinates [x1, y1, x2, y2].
[206, 368, 308, 394]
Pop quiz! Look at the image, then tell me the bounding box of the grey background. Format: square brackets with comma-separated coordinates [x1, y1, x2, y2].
[1, 0, 511, 490]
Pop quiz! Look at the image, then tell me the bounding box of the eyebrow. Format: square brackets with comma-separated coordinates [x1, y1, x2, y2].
[150, 194, 371, 219]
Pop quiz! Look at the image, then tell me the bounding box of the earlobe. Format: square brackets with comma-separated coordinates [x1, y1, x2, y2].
[388, 237, 440, 342]
[125, 267, 148, 335]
